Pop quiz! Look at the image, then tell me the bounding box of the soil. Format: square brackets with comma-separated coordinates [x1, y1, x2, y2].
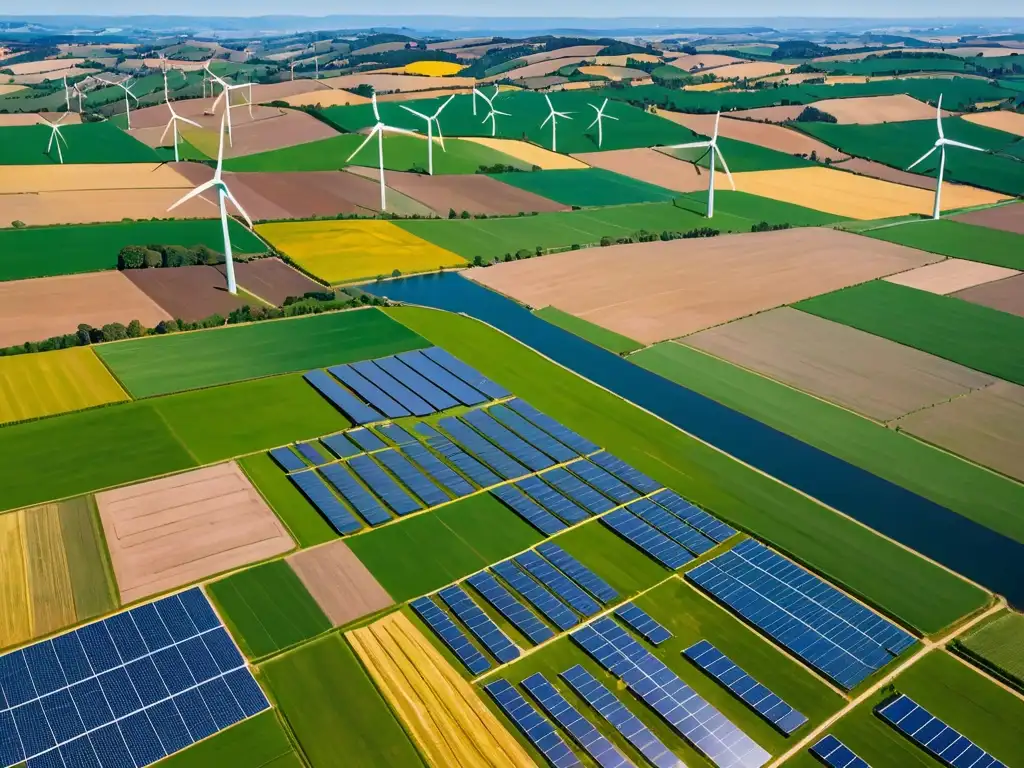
[123, 264, 248, 322]
[952, 203, 1024, 234]
[705, 62, 794, 80]
[810, 95, 948, 124]
[659, 112, 849, 161]
[287, 539, 394, 626]
[884, 258, 1020, 295]
[233, 257, 325, 305]
[519, 45, 605, 64]
[0, 112, 82, 126]
[1, 188, 215, 227]
[727, 105, 806, 123]
[952, 273, 1024, 318]
[665, 53, 744, 71]
[832, 158, 937, 190]
[571, 148, 709, 193]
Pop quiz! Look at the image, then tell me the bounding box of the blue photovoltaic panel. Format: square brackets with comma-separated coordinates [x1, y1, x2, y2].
[515, 476, 589, 525]
[0, 589, 268, 768]
[809, 735, 871, 768]
[589, 452, 662, 495]
[463, 410, 555, 472]
[515, 551, 601, 617]
[437, 586, 519, 664]
[376, 423, 417, 446]
[288, 470, 362, 534]
[536, 543, 618, 605]
[683, 640, 807, 735]
[396, 351, 487, 406]
[492, 486, 567, 537]
[373, 357, 459, 412]
[415, 423, 500, 488]
[541, 468, 615, 515]
[521, 673, 632, 768]
[484, 680, 582, 768]
[492, 561, 578, 632]
[566, 460, 639, 505]
[319, 464, 392, 526]
[615, 604, 672, 646]
[422, 347, 510, 400]
[294, 441, 329, 466]
[506, 399, 600, 455]
[601, 509, 693, 570]
[351, 360, 434, 417]
[651, 490, 736, 543]
[466, 572, 554, 646]
[347, 428, 387, 452]
[488, 404, 578, 463]
[628, 499, 716, 557]
[402, 441, 475, 498]
[410, 597, 490, 676]
[876, 694, 1006, 768]
[321, 432, 361, 459]
[347, 454, 422, 516]
[375, 449, 449, 507]
[439, 417, 529, 480]
[572, 617, 771, 768]
[328, 364, 410, 419]
[560, 665, 683, 768]
[303, 369, 381, 424]
[269, 447, 305, 473]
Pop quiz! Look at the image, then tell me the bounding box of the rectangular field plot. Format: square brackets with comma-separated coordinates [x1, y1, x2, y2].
[483, 678, 581, 768]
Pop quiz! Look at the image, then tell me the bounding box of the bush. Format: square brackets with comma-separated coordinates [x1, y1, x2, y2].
[118, 245, 147, 270]
[515, 248, 532, 259]
[600, 236, 613, 246]
[143, 249, 162, 268]
[11, 220, 25, 228]
[796, 106, 837, 123]
[751, 221, 792, 232]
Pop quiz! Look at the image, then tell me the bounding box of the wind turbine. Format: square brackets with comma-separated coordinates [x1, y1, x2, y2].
[210, 72, 253, 146]
[160, 73, 201, 162]
[167, 113, 253, 295]
[586, 98, 618, 149]
[346, 92, 418, 211]
[42, 113, 69, 164]
[400, 94, 454, 175]
[290, 61, 297, 81]
[907, 94, 987, 220]
[481, 99, 510, 138]
[314, 56, 320, 79]
[540, 94, 572, 153]
[664, 111, 734, 219]
[72, 81, 87, 113]
[62, 76, 70, 111]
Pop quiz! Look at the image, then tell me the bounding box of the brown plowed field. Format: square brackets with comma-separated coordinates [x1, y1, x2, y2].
[0, 112, 82, 126]
[884, 258, 1019, 294]
[125, 100, 284, 130]
[810, 95, 947, 124]
[287, 539, 393, 626]
[0, 272, 170, 347]
[658, 112, 848, 161]
[233, 257, 325, 305]
[320, 74, 476, 93]
[577, 65, 650, 81]
[666, 53, 744, 71]
[952, 203, 1024, 234]
[96, 462, 293, 603]
[683, 307, 994, 421]
[519, 45, 604, 64]
[0, 163, 193, 194]
[467, 228, 940, 343]
[124, 265, 248, 322]
[831, 158, 937, 190]
[6, 57, 86, 75]
[895, 381, 1024, 483]
[13, 68, 99, 85]
[571, 147, 708, 192]
[185, 109, 339, 158]
[952, 273, 1024, 317]
[726, 105, 805, 123]
[1, 189, 215, 228]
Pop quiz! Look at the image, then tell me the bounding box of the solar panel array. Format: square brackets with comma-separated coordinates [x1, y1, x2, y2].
[0, 589, 268, 768]
[683, 640, 807, 735]
[320, 464, 391, 526]
[484, 679, 581, 768]
[650, 491, 736, 543]
[465, 572, 553, 646]
[347, 428, 386, 452]
[294, 442, 329, 466]
[269, 447, 305, 473]
[303, 370, 381, 425]
[376, 423, 417, 446]
[506, 399, 600, 455]
[602, 509, 693, 570]
[288, 471, 362, 535]
[515, 551, 601, 618]
[423, 347, 510, 399]
[415, 423, 500, 488]
[492, 561, 579, 632]
[463, 410, 554, 472]
[350, 360, 433, 417]
[401, 440, 475, 498]
[615, 604, 672, 646]
[397, 351, 487, 406]
[542, 468, 615, 515]
[439, 417, 529, 480]
[321, 432, 360, 459]
[374, 356, 458, 412]
[488, 404, 578, 463]
[590, 452, 661, 495]
[437, 586, 519, 664]
[515, 477, 589, 526]
[809, 735, 871, 768]
[686, 539, 915, 690]
[409, 597, 490, 676]
[536, 543, 618, 605]
[566, 460, 640, 505]
[492, 485, 567, 536]
[348, 454, 422, 516]
[329, 364, 411, 419]
[628, 499, 716, 557]
[375, 449, 449, 507]
[876, 694, 1005, 768]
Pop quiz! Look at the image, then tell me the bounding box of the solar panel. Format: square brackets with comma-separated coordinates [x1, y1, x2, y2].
[572, 617, 771, 768]
[488, 404, 578, 463]
[439, 417, 529, 480]
[415, 423, 500, 488]
[462, 410, 554, 472]
[650, 490, 736, 543]
[376, 423, 417, 446]
[515, 477, 589, 525]
[328, 364, 410, 419]
[269, 447, 305, 473]
[541, 468, 615, 515]
[402, 441, 475, 498]
[615, 604, 672, 646]
[347, 428, 386, 452]
[288, 470, 362, 534]
[566, 460, 639, 504]
[560, 665, 683, 768]
[347, 454, 422, 516]
[484, 679, 582, 768]
[514, 551, 601, 617]
[303, 369, 382, 425]
[350, 360, 434, 417]
[422, 347, 510, 400]
[466, 572, 554, 646]
[589, 453, 662, 495]
[683, 640, 807, 735]
[321, 432, 361, 459]
[373, 357, 459, 412]
[437, 585, 520, 664]
[521, 673, 632, 768]
[294, 441, 329, 466]
[628, 499, 716, 557]
[601, 509, 693, 570]
[536, 543, 618, 605]
[319, 464, 392, 526]
[0, 589, 268, 768]
[492, 561, 579, 632]
[877, 694, 1006, 768]
[809, 735, 871, 768]
[396, 351, 487, 406]
[409, 597, 490, 676]
[492, 486, 567, 537]
[374, 448, 449, 507]
[506, 399, 600, 455]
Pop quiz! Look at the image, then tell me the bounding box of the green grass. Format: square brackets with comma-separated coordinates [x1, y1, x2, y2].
[534, 306, 644, 354]
[57, 496, 118, 621]
[818, 56, 975, 75]
[491, 168, 681, 207]
[631, 342, 1024, 546]
[385, 306, 988, 634]
[860, 217, 1024, 271]
[958, 611, 1024, 686]
[0, 220, 268, 280]
[260, 633, 424, 768]
[96, 307, 428, 398]
[795, 280, 1024, 386]
[345, 493, 543, 602]
[208, 560, 331, 659]
[156, 710, 302, 768]
[674, 189, 847, 226]
[0, 122, 160, 164]
[239, 453, 337, 548]
[664, 135, 819, 172]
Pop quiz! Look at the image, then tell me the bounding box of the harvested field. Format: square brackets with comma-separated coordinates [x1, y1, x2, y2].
[23, 502, 76, 636]
[5, 57, 86, 75]
[234, 257, 324, 305]
[491, 167, 680, 207]
[726, 104, 805, 123]
[577, 65, 650, 80]
[953, 273, 1024, 318]
[682, 307, 994, 421]
[520, 45, 604, 64]
[0, 188, 216, 227]
[125, 100, 284, 133]
[809, 95, 947, 124]
[832, 157, 937, 190]
[320, 73, 475, 92]
[0, 84, 26, 96]
[96, 461, 294, 603]
[895, 381, 1024, 482]
[0, 112, 82, 126]
[429, 36, 492, 50]
[952, 203, 1024, 235]
[123, 265, 247, 322]
[658, 112, 849, 161]
[467, 228, 939, 343]
[287, 539, 394, 626]
[0, 271, 169, 348]
[753, 72, 832, 86]
[0, 162, 192, 194]
[682, 81, 733, 91]
[884, 259, 1020, 294]
[280, 89, 371, 107]
[461, 137, 586, 169]
[253, 79, 333, 102]
[348, 612, 534, 766]
[182, 109, 340, 159]
[357, 41, 409, 55]
[12, 67, 98, 85]
[962, 110, 1024, 137]
[708, 61, 794, 80]
[570, 147, 708, 192]
[667, 53, 744, 71]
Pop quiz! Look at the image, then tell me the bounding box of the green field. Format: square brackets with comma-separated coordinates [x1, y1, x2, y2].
[240, 453, 337, 548]
[0, 122, 160, 164]
[534, 306, 644, 354]
[674, 189, 846, 226]
[958, 611, 1024, 687]
[385, 306, 988, 634]
[795, 281, 1024, 385]
[0, 220, 268, 280]
[490, 168, 681, 207]
[860, 217, 1024, 270]
[260, 633, 424, 767]
[632, 342, 1024, 546]
[818, 56, 974, 75]
[664, 135, 819, 172]
[58, 496, 118, 622]
[346, 493, 542, 602]
[157, 710, 302, 768]
[555, 520, 673, 597]
[96, 307, 428, 398]
[208, 560, 331, 659]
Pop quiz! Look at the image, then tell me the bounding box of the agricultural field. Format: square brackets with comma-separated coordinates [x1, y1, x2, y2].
[232, 257, 325, 305]
[953, 201, 1024, 234]
[953, 273, 1024, 317]
[287, 539, 395, 626]
[490, 167, 682, 206]
[0, 122, 161, 164]
[239, 453, 338, 548]
[660, 134, 820, 172]
[181, 109, 340, 159]
[884, 259, 1019, 295]
[534, 305, 644, 354]
[958, 611, 1024, 687]
[862, 217, 1024, 270]
[124, 264, 248, 321]
[571, 147, 710, 193]
[808, 94, 944, 124]
[155, 710, 303, 768]
[962, 109, 1024, 137]
[674, 188, 845, 226]
[462, 137, 588, 169]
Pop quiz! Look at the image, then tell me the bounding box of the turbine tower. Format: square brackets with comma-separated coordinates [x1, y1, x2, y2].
[62, 76, 71, 111]
[540, 94, 572, 153]
[586, 98, 618, 149]
[113, 78, 139, 130]
[160, 73, 201, 162]
[664, 111, 735, 219]
[72, 82, 87, 113]
[400, 94, 455, 175]
[42, 113, 69, 164]
[346, 93, 418, 211]
[210, 71, 254, 147]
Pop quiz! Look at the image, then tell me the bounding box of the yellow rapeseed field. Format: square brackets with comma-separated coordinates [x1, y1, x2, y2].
[0, 347, 130, 426]
[403, 61, 466, 77]
[733, 167, 1008, 219]
[0, 511, 31, 649]
[462, 137, 588, 169]
[256, 219, 466, 284]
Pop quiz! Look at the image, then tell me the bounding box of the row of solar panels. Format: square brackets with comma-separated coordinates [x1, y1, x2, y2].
[269, 426, 390, 473]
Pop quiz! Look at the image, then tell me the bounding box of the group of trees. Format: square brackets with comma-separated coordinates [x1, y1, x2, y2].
[795, 106, 838, 123]
[117, 243, 224, 270]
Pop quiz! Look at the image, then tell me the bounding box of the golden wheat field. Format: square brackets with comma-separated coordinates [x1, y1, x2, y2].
[462, 137, 588, 169]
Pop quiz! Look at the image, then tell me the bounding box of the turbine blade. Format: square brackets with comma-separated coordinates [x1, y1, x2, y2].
[587, 115, 599, 130]
[346, 127, 379, 161]
[606, 114, 620, 121]
[494, 109, 510, 116]
[544, 94, 554, 111]
[160, 118, 173, 144]
[667, 140, 712, 150]
[943, 138, 986, 152]
[178, 115, 202, 128]
[588, 103, 600, 113]
[541, 113, 553, 128]
[433, 93, 456, 118]
[907, 145, 938, 171]
[434, 120, 446, 150]
[371, 92, 380, 121]
[222, 185, 254, 228]
[716, 146, 736, 190]
[400, 105, 429, 119]
[381, 125, 418, 136]
[713, 110, 721, 141]
[167, 179, 216, 211]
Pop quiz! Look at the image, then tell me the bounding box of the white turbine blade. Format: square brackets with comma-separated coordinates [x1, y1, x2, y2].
[907, 145, 938, 171]
[371, 92, 380, 121]
[222, 185, 254, 228]
[214, 113, 227, 176]
[493, 109, 510, 117]
[587, 114, 599, 130]
[346, 126, 379, 161]
[587, 103, 600, 114]
[943, 138, 985, 152]
[177, 115, 201, 128]
[936, 94, 944, 139]
[554, 111, 573, 119]
[160, 117, 173, 145]
[540, 112, 553, 128]
[713, 110, 721, 141]
[167, 179, 216, 211]
[400, 105, 429, 120]
[605, 114, 619, 121]
[601, 97, 609, 111]
[434, 119, 446, 150]
[433, 93, 456, 118]
[381, 124, 418, 136]
[667, 140, 712, 150]
[716, 146, 736, 190]
[544, 94, 554, 112]
[56, 111, 69, 125]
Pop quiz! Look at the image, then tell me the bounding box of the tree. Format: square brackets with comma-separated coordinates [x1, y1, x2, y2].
[101, 323, 128, 341]
[127, 319, 144, 338]
[448, 208, 457, 219]
[460, 210, 471, 219]
[118, 245, 147, 270]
